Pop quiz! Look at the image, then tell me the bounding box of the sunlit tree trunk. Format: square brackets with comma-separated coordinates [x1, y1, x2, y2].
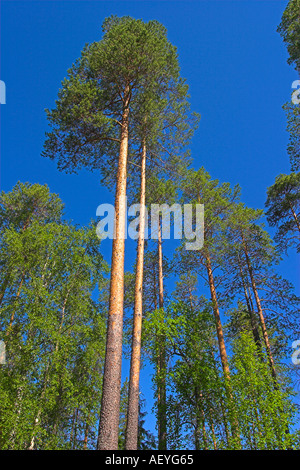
[241, 233, 277, 385]
[195, 387, 208, 450]
[97, 94, 130, 450]
[205, 252, 240, 446]
[205, 252, 230, 380]
[157, 214, 167, 450]
[125, 139, 147, 450]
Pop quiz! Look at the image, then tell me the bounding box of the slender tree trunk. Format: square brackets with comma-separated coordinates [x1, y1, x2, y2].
[193, 387, 203, 450]
[28, 365, 50, 450]
[28, 289, 71, 450]
[157, 215, 167, 450]
[158, 216, 164, 310]
[252, 394, 263, 448]
[243, 234, 292, 444]
[70, 407, 76, 448]
[237, 257, 261, 349]
[209, 411, 217, 450]
[8, 326, 35, 448]
[196, 388, 208, 450]
[153, 258, 158, 311]
[188, 285, 194, 310]
[209, 347, 230, 447]
[205, 253, 241, 446]
[73, 407, 79, 450]
[205, 252, 230, 380]
[83, 420, 90, 450]
[97, 95, 130, 450]
[194, 416, 201, 450]
[241, 233, 278, 385]
[0, 274, 10, 307]
[219, 394, 230, 447]
[200, 408, 208, 450]
[125, 139, 147, 450]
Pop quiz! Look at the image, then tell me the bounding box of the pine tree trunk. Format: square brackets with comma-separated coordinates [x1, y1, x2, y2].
[205, 251, 240, 446]
[241, 233, 278, 385]
[195, 387, 208, 450]
[205, 252, 230, 380]
[194, 415, 201, 450]
[153, 258, 158, 310]
[209, 412, 217, 450]
[219, 394, 230, 447]
[83, 419, 90, 450]
[82, 407, 92, 450]
[243, 235, 291, 443]
[237, 257, 261, 349]
[200, 409, 208, 450]
[125, 139, 147, 450]
[97, 96, 130, 450]
[210, 348, 230, 447]
[157, 215, 167, 450]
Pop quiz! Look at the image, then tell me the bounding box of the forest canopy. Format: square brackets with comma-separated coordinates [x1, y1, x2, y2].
[0, 2, 299, 451]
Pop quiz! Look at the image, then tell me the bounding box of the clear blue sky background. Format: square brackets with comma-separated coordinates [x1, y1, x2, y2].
[1, 0, 299, 440]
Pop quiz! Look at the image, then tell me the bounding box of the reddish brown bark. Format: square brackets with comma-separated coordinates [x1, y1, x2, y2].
[157, 215, 167, 450]
[97, 96, 130, 450]
[210, 347, 230, 446]
[237, 257, 261, 350]
[125, 139, 147, 450]
[83, 421, 89, 450]
[241, 233, 278, 385]
[205, 252, 230, 380]
[205, 251, 241, 445]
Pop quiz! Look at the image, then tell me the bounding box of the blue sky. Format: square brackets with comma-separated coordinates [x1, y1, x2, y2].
[1, 0, 299, 440]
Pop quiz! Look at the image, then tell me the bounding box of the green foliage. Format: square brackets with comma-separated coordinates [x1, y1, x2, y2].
[0, 184, 108, 450]
[278, 0, 300, 72]
[0, 181, 63, 232]
[42, 16, 184, 181]
[1, 12, 299, 452]
[265, 172, 300, 251]
[166, 170, 300, 449]
[283, 100, 300, 171]
[230, 332, 298, 449]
